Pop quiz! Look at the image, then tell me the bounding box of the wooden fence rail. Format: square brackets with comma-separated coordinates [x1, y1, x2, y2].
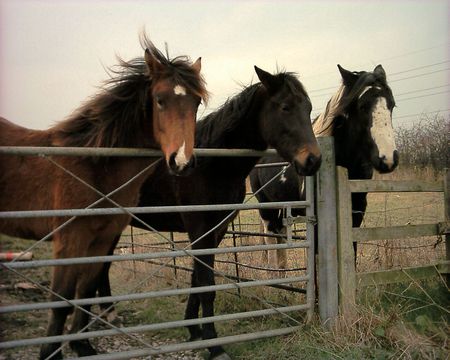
[335, 166, 450, 317]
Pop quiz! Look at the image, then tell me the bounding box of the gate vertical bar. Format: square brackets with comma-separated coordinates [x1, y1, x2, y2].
[336, 166, 356, 316]
[305, 175, 315, 322]
[316, 136, 339, 326]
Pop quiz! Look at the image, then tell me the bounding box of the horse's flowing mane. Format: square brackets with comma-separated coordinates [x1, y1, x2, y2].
[312, 84, 346, 136]
[312, 70, 391, 137]
[196, 72, 306, 148]
[52, 34, 208, 148]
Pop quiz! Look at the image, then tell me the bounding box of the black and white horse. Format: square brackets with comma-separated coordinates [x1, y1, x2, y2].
[250, 64, 398, 269]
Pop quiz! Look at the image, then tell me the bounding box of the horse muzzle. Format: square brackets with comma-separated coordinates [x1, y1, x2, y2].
[293, 153, 322, 176]
[168, 152, 196, 176]
[374, 150, 399, 174]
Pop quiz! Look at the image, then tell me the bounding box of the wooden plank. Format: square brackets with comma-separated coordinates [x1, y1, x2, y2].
[336, 167, 356, 317]
[357, 261, 450, 286]
[349, 179, 443, 193]
[353, 223, 441, 242]
[316, 137, 339, 326]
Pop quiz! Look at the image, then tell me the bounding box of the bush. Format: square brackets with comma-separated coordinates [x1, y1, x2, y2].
[395, 114, 449, 170]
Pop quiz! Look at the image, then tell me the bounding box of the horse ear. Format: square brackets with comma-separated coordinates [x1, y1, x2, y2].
[337, 64, 358, 86]
[191, 57, 202, 73]
[145, 48, 164, 76]
[373, 64, 386, 79]
[254, 66, 277, 92]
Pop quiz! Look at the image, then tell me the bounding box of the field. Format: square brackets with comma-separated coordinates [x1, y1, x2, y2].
[0, 168, 448, 359]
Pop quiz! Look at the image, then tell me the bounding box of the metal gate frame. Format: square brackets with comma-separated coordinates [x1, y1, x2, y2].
[0, 145, 318, 359]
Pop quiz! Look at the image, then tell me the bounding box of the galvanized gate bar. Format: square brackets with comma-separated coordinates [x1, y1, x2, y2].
[0, 275, 309, 314]
[0, 146, 278, 158]
[0, 200, 309, 219]
[2, 242, 309, 270]
[0, 304, 309, 349]
[65, 327, 300, 360]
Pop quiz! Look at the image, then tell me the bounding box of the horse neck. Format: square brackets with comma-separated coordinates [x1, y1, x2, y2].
[333, 113, 373, 180]
[197, 86, 268, 175]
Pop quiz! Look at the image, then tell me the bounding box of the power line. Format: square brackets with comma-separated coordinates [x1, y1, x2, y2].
[389, 60, 450, 76]
[302, 42, 450, 81]
[389, 67, 450, 83]
[308, 63, 450, 94]
[312, 89, 450, 113]
[395, 84, 449, 97]
[396, 89, 450, 102]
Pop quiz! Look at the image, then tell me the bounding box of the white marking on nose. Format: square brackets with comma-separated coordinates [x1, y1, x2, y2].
[370, 97, 397, 167]
[174, 85, 186, 96]
[174, 141, 188, 169]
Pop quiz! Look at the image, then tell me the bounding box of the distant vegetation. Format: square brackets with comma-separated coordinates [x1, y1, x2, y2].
[395, 113, 449, 171]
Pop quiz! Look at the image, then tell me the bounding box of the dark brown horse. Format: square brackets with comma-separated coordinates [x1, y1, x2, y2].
[102, 67, 319, 360]
[0, 35, 207, 359]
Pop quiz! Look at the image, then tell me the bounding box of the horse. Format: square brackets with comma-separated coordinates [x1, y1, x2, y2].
[91, 66, 322, 360]
[0, 34, 208, 359]
[249, 64, 398, 270]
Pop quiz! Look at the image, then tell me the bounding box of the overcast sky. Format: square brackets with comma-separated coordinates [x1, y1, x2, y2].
[1, 0, 448, 130]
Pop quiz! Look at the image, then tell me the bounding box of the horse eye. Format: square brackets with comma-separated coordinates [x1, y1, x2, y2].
[281, 104, 290, 112]
[156, 97, 165, 109]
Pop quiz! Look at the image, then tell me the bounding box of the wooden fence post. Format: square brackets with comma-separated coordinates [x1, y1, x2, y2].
[336, 167, 356, 316]
[316, 137, 339, 326]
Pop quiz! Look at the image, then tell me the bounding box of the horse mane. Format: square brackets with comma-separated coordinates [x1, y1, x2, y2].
[196, 72, 306, 147]
[312, 70, 390, 137]
[53, 34, 208, 148]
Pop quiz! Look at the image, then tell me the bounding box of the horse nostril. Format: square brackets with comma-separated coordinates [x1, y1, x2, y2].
[306, 154, 321, 169]
[169, 152, 177, 170]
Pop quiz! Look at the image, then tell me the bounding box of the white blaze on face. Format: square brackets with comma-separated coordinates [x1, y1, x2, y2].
[174, 85, 186, 96]
[174, 141, 189, 169]
[371, 97, 397, 167]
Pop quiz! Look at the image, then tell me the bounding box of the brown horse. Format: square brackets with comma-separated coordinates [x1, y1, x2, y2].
[0, 35, 207, 359]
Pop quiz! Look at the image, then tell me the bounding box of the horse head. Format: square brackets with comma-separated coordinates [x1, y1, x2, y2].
[145, 45, 207, 176]
[255, 66, 321, 176]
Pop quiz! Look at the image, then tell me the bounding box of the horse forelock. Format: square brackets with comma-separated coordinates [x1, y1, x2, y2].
[140, 33, 209, 104]
[313, 69, 393, 137]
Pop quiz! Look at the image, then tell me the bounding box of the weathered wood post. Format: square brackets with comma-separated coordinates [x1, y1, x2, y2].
[336, 166, 356, 316]
[316, 137, 339, 326]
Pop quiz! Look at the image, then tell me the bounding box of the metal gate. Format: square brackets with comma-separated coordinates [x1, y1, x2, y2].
[0, 144, 319, 359]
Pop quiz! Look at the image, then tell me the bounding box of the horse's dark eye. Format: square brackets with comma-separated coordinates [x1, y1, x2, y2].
[281, 104, 290, 112]
[156, 98, 165, 109]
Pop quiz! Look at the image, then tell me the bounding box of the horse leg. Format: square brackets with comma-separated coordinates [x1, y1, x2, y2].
[68, 262, 105, 356]
[39, 266, 76, 360]
[97, 235, 121, 323]
[351, 192, 368, 265]
[195, 254, 230, 360]
[262, 220, 278, 267]
[259, 220, 269, 264]
[185, 270, 202, 341]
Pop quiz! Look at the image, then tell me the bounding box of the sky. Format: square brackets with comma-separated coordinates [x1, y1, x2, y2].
[0, 0, 448, 130]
